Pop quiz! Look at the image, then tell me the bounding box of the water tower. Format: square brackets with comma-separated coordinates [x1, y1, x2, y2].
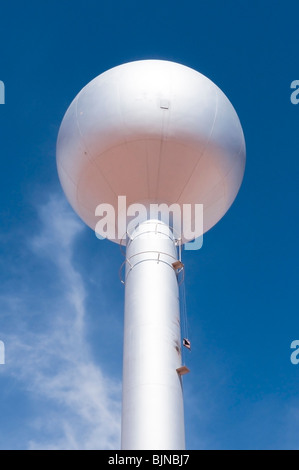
[56, 60, 245, 450]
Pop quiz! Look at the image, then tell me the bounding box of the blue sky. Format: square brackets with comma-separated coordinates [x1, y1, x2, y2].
[0, 0, 299, 450]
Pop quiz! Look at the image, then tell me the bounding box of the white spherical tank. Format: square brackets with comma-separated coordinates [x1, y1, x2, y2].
[56, 60, 246, 242]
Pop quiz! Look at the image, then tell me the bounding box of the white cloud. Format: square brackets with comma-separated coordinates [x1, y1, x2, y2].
[0, 194, 121, 449]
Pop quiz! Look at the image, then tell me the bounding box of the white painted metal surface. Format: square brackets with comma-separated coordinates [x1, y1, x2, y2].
[56, 59, 246, 244]
[121, 220, 185, 450]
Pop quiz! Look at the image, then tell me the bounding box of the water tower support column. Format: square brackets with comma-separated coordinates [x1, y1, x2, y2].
[121, 220, 185, 450]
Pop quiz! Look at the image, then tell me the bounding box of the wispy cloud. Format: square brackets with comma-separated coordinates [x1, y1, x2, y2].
[0, 194, 121, 449]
